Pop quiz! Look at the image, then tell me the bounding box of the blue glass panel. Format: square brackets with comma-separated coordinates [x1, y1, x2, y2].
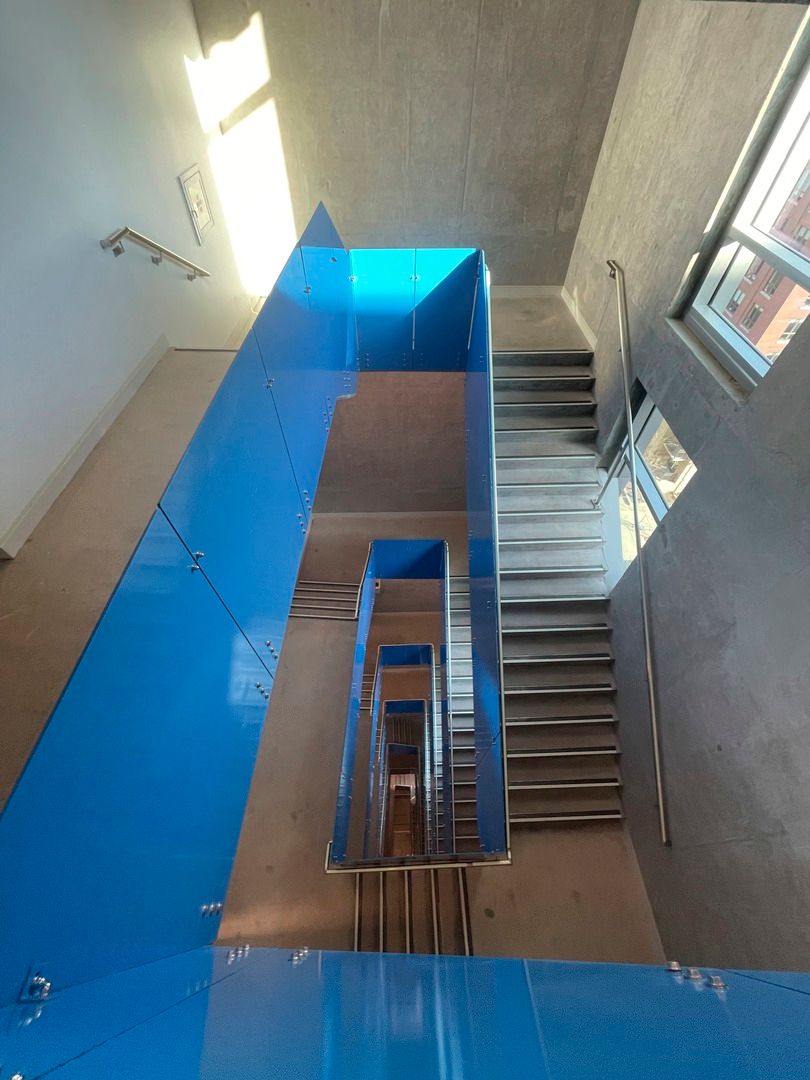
[0, 513, 269, 1005]
[42, 948, 546, 1079]
[298, 200, 345, 249]
[351, 248, 416, 370]
[251, 245, 328, 518]
[0, 947, 228, 1078]
[464, 254, 506, 853]
[300, 237, 354, 407]
[370, 538, 446, 579]
[414, 249, 478, 371]
[160, 334, 304, 675]
[525, 958, 810, 1079]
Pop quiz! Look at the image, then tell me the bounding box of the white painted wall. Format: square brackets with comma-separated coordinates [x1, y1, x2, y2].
[0, 0, 253, 555]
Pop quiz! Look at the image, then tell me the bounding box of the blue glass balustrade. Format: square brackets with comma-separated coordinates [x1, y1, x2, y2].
[2, 208, 503, 1018]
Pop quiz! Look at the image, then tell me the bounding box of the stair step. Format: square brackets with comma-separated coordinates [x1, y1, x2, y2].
[499, 566, 605, 577]
[507, 746, 620, 759]
[499, 549, 605, 574]
[493, 367, 594, 391]
[498, 514, 602, 542]
[498, 536, 602, 547]
[508, 777, 621, 791]
[492, 350, 593, 370]
[505, 684, 614, 696]
[495, 416, 598, 433]
[494, 395, 595, 417]
[501, 623, 610, 634]
[506, 695, 616, 721]
[501, 581, 606, 604]
[498, 506, 600, 517]
[498, 492, 600, 515]
[502, 654, 612, 665]
[510, 809, 623, 824]
[497, 479, 598, 489]
[501, 594, 607, 606]
[505, 715, 616, 728]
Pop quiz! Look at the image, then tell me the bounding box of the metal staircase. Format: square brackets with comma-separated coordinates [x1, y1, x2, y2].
[446, 348, 621, 842]
[447, 592, 482, 853]
[493, 348, 622, 827]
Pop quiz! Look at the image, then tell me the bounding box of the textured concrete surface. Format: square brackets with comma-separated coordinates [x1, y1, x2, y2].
[0, 349, 233, 810]
[491, 295, 589, 352]
[191, 0, 639, 283]
[217, 614, 358, 952]
[316, 372, 466, 513]
[565, 0, 810, 969]
[468, 828, 663, 964]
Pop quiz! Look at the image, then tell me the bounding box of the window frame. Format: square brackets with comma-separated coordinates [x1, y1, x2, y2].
[685, 64, 810, 391]
[603, 398, 690, 530]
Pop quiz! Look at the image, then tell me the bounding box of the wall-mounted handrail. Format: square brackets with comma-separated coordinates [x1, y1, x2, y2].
[100, 226, 210, 280]
[603, 260, 670, 847]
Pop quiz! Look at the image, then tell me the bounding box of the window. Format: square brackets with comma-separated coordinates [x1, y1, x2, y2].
[686, 65, 810, 389]
[726, 288, 745, 313]
[762, 269, 783, 296]
[603, 398, 696, 586]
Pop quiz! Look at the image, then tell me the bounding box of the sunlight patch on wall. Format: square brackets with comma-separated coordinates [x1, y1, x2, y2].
[208, 99, 296, 296]
[185, 13, 270, 134]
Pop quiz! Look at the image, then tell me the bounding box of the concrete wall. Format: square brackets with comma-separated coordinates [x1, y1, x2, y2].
[564, 0, 810, 969]
[191, 0, 639, 284]
[1, 0, 252, 556]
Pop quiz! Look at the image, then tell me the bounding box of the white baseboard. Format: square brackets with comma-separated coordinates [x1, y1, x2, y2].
[490, 285, 563, 300]
[561, 286, 598, 350]
[0, 334, 171, 559]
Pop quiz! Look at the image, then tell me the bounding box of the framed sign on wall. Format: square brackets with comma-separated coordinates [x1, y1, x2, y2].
[178, 164, 213, 245]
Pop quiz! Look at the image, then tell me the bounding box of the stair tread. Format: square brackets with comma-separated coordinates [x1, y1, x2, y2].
[507, 746, 620, 758]
[510, 809, 623, 823]
[508, 777, 621, 789]
[493, 365, 594, 380]
[506, 715, 616, 727]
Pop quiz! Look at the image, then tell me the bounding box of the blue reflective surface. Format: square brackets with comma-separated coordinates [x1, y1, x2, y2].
[10, 948, 809, 1079]
[352, 248, 416, 370]
[161, 333, 304, 675]
[253, 244, 328, 518]
[0, 513, 269, 1004]
[464, 254, 506, 852]
[414, 249, 478, 370]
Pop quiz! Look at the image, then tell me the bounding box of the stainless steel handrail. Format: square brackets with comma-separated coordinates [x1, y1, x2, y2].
[100, 226, 210, 280]
[484, 265, 511, 856]
[604, 260, 669, 846]
[353, 543, 374, 620]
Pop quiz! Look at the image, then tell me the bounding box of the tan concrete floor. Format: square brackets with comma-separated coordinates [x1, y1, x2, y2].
[490, 295, 589, 352]
[0, 348, 233, 809]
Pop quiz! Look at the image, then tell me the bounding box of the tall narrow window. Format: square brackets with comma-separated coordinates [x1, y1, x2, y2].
[686, 64, 810, 389]
[602, 398, 696, 588]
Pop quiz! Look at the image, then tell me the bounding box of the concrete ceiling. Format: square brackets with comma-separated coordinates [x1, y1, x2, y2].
[192, 0, 639, 284]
